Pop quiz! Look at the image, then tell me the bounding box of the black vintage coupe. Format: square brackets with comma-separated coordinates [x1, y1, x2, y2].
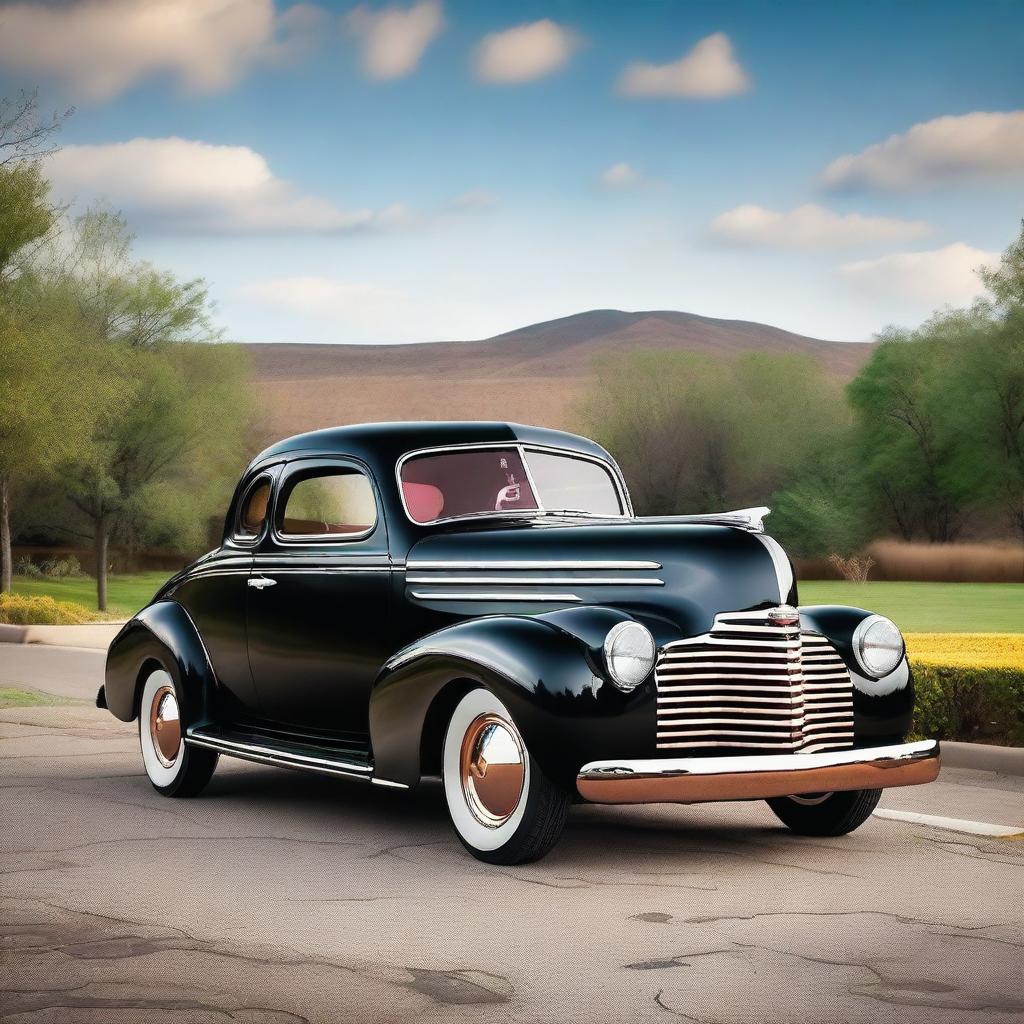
[100, 422, 939, 863]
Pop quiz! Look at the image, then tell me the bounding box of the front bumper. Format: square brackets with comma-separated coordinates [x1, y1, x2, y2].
[576, 739, 940, 804]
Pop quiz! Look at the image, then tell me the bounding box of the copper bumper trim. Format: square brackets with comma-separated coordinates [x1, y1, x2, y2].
[576, 739, 940, 804]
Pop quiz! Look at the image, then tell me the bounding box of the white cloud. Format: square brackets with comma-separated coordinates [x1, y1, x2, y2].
[839, 243, 999, 305]
[823, 110, 1024, 192]
[46, 137, 493, 236]
[474, 19, 580, 84]
[599, 163, 642, 189]
[617, 32, 750, 99]
[346, 0, 443, 81]
[46, 137, 385, 235]
[709, 203, 930, 249]
[0, 0, 324, 102]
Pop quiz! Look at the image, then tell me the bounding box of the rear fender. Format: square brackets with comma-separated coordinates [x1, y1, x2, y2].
[103, 600, 216, 728]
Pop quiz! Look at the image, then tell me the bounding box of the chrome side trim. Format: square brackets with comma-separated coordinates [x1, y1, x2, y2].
[185, 729, 373, 780]
[406, 575, 664, 586]
[410, 591, 582, 602]
[406, 559, 662, 570]
[181, 565, 395, 583]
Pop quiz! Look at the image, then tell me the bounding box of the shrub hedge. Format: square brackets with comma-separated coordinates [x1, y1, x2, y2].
[0, 593, 101, 626]
[911, 663, 1024, 747]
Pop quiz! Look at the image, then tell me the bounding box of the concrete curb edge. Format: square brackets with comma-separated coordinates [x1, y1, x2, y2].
[941, 740, 1024, 777]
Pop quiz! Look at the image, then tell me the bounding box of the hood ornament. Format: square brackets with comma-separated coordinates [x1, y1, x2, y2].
[768, 605, 800, 627]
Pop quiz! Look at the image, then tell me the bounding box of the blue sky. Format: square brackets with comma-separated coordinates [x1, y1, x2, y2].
[1, 0, 1022, 343]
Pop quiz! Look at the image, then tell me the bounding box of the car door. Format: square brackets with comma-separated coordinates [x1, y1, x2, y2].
[172, 468, 276, 720]
[244, 457, 391, 742]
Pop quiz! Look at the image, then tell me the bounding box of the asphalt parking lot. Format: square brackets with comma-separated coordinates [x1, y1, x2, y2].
[2, 645, 1022, 1023]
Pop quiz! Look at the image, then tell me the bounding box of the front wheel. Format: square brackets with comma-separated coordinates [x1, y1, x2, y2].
[139, 668, 218, 798]
[767, 788, 882, 836]
[442, 688, 570, 864]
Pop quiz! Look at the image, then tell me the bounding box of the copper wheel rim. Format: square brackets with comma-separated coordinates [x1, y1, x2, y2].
[149, 685, 181, 768]
[459, 713, 526, 828]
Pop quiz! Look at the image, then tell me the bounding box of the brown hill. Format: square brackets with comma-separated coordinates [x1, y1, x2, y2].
[246, 309, 873, 440]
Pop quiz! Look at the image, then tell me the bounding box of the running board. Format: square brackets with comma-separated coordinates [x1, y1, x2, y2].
[185, 727, 409, 789]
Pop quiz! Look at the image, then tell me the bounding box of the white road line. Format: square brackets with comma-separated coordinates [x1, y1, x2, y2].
[874, 808, 1024, 838]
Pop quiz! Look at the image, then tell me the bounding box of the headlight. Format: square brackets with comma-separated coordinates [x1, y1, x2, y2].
[853, 615, 905, 678]
[603, 621, 656, 692]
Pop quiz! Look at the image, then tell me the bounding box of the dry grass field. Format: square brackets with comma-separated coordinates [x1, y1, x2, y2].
[246, 308, 873, 440]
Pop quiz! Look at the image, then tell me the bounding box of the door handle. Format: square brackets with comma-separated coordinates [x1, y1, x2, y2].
[248, 577, 277, 590]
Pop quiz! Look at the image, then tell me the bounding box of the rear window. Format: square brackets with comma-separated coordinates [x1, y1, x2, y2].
[399, 446, 623, 524]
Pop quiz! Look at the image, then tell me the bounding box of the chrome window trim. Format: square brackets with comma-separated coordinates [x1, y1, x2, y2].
[394, 441, 632, 527]
[272, 458, 382, 547]
[229, 472, 275, 548]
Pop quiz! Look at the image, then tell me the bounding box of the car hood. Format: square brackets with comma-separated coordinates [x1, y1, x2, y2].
[404, 518, 794, 641]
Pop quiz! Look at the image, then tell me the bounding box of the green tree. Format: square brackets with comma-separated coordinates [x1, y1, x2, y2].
[950, 224, 1024, 539]
[56, 211, 251, 609]
[579, 350, 852, 548]
[0, 91, 70, 592]
[847, 327, 969, 542]
[848, 223, 1024, 544]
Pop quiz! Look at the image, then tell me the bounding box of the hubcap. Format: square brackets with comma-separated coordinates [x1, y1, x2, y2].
[788, 792, 832, 806]
[459, 713, 526, 828]
[149, 685, 181, 768]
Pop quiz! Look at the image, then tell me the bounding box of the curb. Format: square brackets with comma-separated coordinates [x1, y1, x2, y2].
[0, 622, 125, 650]
[0, 624, 29, 644]
[941, 741, 1024, 777]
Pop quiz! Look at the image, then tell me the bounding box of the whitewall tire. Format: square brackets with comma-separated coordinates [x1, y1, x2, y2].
[442, 688, 569, 864]
[138, 668, 218, 797]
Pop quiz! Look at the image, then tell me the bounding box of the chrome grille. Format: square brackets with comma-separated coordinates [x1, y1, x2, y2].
[656, 609, 854, 754]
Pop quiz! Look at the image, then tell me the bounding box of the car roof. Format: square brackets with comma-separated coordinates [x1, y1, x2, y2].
[247, 421, 613, 473]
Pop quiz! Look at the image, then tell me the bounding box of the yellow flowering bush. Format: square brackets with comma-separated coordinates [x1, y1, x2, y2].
[0, 594, 101, 626]
[905, 633, 1024, 671]
[906, 634, 1023, 746]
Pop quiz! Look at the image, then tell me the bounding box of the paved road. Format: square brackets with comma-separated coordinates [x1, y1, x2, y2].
[0, 643, 105, 701]
[2, 645, 1023, 1023]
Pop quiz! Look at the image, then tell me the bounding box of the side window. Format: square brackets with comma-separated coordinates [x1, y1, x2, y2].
[235, 478, 271, 541]
[279, 467, 377, 538]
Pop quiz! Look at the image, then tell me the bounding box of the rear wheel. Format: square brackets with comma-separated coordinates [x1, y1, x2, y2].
[442, 688, 570, 864]
[767, 788, 882, 836]
[139, 669, 218, 797]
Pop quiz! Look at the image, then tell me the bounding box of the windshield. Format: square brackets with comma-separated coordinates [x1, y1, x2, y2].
[399, 446, 625, 524]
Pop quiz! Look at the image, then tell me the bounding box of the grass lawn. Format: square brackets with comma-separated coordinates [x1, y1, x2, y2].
[12, 571, 171, 618]
[799, 581, 1024, 633]
[0, 687, 81, 708]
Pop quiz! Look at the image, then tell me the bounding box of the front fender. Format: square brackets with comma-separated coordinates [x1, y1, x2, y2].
[369, 610, 657, 789]
[103, 600, 216, 727]
[799, 604, 914, 743]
